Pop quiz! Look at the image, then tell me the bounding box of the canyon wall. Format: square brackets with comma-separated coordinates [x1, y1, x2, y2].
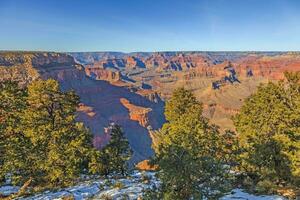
[71, 51, 300, 131]
[1, 51, 299, 163]
[0, 52, 165, 164]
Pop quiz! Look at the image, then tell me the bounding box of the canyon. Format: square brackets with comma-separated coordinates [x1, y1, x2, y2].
[70, 51, 300, 130]
[1, 51, 300, 163]
[0, 52, 164, 164]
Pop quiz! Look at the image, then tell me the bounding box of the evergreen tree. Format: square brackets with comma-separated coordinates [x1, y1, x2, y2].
[89, 149, 111, 176]
[106, 125, 132, 175]
[89, 124, 132, 176]
[1, 79, 98, 188]
[21, 79, 95, 187]
[153, 88, 233, 199]
[0, 81, 30, 185]
[233, 72, 300, 190]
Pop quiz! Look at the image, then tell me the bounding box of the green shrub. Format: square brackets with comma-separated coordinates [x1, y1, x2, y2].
[255, 180, 277, 194]
[120, 194, 130, 200]
[114, 181, 124, 189]
[233, 72, 300, 193]
[99, 194, 113, 200]
[141, 173, 151, 183]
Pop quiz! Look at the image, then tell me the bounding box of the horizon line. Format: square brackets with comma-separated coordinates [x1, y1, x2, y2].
[1, 50, 300, 54]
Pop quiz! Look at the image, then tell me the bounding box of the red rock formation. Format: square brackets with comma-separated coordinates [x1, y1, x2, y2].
[0, 52, 162, 163]
[0, 52, 81, 84]
[233, 54, 300, 79]
[77, 52, 300, 81]
[3, 51, 300, 161]
[77, 103, 96, 118]
[124, 56, 137, 69]
[136, 89, 162, 103]
[83, 52, 215, 71]
[75, 52, 300, 131]
[85, 67, 121, 82]
[136, 160, 158, 171]
[120, 98, 152, 128]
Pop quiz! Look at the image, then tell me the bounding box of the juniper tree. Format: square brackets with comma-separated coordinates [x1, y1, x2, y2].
[89, 125, 132, 176]
[153, 88, 233, 200]
[21, 79, 95, 187]
[106, 125, 132, 175]
[89, 149, 111, 176]
[1, 79, 97, 188]
[0, 81, 30, 185]
[233, 72, 300, 191]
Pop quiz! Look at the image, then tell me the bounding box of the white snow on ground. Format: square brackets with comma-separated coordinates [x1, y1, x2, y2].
[0, 171, 286, 200]
[0, 185, 20, 196]
[221, 189, 286, 200]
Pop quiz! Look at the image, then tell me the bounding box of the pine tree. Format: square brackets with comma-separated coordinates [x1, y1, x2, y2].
[153, 88, 233, 199]
[89, 149, 111, 176]
[233, 72, 300, 190]
[20, 79, 95, 187]
[0, 81, 30, 185]
[106, 125, 132, 175]
[0, 79, 98, 188]
[89, 124, 132, 176]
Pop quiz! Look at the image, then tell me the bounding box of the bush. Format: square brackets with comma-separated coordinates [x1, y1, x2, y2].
[62, 195, 75, 200]
[113, 181, 124, 189]
[142, 186, 163, 200]
[233, 72, 300, 192]
[0, 80, 98, 188]
[153, 88, 234, 199]
[99, 194, 113, 200]
[141, 172, 151, 183]
[104, 179, 113, 187]
[255, 180, 277, 194]
[120, 194, 130, 200]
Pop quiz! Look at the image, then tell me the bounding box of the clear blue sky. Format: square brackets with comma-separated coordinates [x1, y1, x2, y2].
[1, 0, 300, 52]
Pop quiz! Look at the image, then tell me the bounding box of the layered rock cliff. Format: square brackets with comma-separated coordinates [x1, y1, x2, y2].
[71, 52, 300, 79]
[0, 52, 165, 163]
[0, 52, 82, 84]
[71, 51, 300, 131]
[120, 98, 152, 128]
[2, 51, 299, 163]
[85, 66, 121, 83]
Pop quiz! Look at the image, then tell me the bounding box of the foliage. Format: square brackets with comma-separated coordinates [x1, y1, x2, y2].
[140, 172, 151, 183]
[99, 194, 113, 200]
[233, 72, 300, 191]
[255, 180, 277, 194]
[113, 181, 124, 189]
[153, 87, 234, 199]
[0, 79, 97, 188]
[0, 81, 29, 184]
[89, 124, 132, 176]
[142, 185, 163, 200]
[164, 87, 200, 122]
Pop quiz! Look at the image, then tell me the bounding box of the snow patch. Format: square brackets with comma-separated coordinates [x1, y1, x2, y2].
[0, 185, 20, 196]
[0, 172, 286, 200]
[222, 189, 286, 200]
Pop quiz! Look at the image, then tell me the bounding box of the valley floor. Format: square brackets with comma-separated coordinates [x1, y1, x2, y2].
[0, 171, 286, 200]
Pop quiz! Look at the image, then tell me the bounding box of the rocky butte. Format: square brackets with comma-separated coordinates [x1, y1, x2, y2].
[1, 51, 300, 163]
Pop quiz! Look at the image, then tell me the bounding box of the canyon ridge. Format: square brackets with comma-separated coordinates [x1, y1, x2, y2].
[1, 51, 299, 163]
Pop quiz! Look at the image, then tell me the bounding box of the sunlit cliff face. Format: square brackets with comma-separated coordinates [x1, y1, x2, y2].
[72, 52, 300, 131]
[0, 52, 165, 163]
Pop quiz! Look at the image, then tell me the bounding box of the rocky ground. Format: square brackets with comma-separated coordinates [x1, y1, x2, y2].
[0, 171, 286, 200]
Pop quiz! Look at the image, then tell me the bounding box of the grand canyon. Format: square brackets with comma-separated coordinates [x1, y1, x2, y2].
[2, 0, 300, 198]
[1, 51, 299, 163]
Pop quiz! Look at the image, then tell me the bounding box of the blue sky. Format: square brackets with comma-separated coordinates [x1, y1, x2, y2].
[0, 0, 300, 52]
